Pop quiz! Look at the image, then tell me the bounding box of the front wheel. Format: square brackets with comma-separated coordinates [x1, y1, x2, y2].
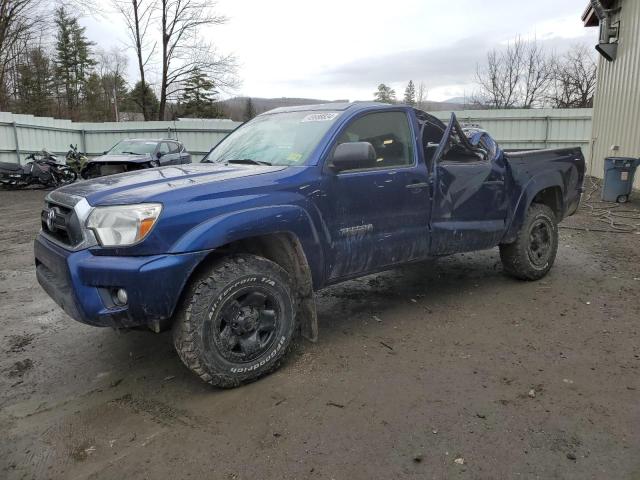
[499, 203, 558, 281]
[173, 255, 297, 388]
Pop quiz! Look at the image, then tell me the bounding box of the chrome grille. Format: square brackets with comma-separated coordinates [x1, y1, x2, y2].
[41, 201, 83, 247]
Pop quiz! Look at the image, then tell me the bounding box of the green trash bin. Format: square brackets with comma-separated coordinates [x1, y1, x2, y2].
[601, 157, 640, 203]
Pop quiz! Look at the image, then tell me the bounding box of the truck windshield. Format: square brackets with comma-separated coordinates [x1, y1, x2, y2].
[108, 140, 157, 155]
[205, 111, 341, 166]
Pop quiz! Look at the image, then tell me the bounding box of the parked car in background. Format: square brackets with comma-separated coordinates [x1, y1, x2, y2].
[81, 138, 191, 178]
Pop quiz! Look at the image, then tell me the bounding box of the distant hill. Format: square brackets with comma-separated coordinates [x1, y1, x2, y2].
[442, 96, 468, 104]
[217, 97, 348, 121]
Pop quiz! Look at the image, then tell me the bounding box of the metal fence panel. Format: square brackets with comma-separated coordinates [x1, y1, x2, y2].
[0, 114, 241, 164]
[0, 109, 595, 175]
[433, 108, 593, 164]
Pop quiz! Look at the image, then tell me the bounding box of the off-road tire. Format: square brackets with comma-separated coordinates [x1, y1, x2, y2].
[173, 255, 296, 388]
[499, 203, 558, 281]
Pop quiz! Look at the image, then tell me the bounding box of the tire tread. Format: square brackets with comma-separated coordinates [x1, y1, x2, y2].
[500, 203, 558, 281]
[173, 255, 295, 388]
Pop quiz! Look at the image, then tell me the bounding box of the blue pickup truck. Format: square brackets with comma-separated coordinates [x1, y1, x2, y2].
[34, 102, 585, 387]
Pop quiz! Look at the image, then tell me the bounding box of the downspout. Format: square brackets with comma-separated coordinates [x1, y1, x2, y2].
[591, 0, 610, 41]
[590, 0, 619, 61]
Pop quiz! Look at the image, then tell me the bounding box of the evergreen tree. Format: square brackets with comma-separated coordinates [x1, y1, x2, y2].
[179, 68, 221, 118]
[126, 81, 159, 119]
[403, 80, 416, 106]
[54, 7, 75, 113]
[243, 97, 256, 122]
[71, 21, 96, 106]
[16, 47, 55, 117]
[373, 83, 396, 103]
[54, 7, 95, 118]
[83, 73, 105, 120]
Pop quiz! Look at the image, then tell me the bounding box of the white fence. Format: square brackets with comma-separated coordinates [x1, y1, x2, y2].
[0, 108, 596, 174]
[0, 112, 241, 164]
[433, 108, 594, 172]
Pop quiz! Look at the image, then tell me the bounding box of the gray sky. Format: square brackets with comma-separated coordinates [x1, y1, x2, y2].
[83, 0, 598, 102]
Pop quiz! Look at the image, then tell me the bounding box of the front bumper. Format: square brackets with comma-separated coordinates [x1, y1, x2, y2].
[34, 234, 210, 328]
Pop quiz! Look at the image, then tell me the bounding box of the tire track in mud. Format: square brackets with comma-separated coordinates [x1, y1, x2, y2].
[4, 391, 221, 479]
[108, 393, 212, 430]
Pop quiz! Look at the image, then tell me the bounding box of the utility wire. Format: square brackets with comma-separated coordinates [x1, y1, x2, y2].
[559, 177, 640, 234]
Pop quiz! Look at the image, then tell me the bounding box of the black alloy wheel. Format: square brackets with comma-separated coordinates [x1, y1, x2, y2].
[210, 289, 280, 363]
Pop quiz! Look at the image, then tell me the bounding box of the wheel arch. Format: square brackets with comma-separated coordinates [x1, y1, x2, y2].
[502, 173, 564, 244]
[173, 231, 319, 342]
[531, 186, 563, 218]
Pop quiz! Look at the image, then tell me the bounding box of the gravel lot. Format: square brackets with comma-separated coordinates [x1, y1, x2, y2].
[1, 185, 639, 479]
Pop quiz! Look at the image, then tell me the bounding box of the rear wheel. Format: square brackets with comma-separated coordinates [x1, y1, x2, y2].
[500, 203, 558, 280]
[173, 255, 296, 388]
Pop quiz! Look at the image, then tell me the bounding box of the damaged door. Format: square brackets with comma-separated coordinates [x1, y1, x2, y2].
[429, 113, 507, 254]
[320, 110, 430, 280]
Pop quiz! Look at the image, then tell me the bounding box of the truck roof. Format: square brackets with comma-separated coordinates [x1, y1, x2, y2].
[263, 101, 396, 115]
[119, 138, 180, 143]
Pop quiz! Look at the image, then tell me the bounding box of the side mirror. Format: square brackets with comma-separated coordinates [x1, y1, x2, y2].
[156, 151, 163, 159]
[330, 142, 376, 172]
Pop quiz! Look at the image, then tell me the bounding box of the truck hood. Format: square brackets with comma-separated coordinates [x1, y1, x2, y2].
[88, 154, 153, 164]
[55, 163, 287, 205]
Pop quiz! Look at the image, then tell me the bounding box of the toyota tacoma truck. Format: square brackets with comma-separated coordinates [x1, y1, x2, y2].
[34, 103, 585, 387]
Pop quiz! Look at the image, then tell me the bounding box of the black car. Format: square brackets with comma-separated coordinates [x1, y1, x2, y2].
[81, 138, 192, 178]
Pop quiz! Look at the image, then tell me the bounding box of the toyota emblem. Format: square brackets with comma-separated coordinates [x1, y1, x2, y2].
[46, 208, 58, 231]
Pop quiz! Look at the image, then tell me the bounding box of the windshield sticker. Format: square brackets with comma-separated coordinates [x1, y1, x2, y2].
[287, 152, 302, 161]
[301, 112, 338, 122]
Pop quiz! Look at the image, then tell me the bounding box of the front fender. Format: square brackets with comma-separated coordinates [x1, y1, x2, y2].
[502, 171, 564, 243]
[169, 204, 325, 286]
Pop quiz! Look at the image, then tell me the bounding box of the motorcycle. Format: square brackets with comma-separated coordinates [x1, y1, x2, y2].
[0, 150, 77, 189]
[65, 144, 88, 175]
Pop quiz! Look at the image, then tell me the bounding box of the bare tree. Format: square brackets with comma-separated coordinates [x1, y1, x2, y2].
[475, 37, 525, 108]
[0, 0, 42, 109]
[521, 39, 553, 108]
[96, 47, 128, 120]
[113, 0, 156, 120]
[157, 0, 237, 119]
[416, 81, 428, 110]
[548, 44, 597, 108]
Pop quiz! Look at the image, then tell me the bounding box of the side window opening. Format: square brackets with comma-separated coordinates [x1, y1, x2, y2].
[337, 111, 414, 170]
[442, 122, 487, 163]
[158, 142, 171, 155]
[169, 142, 181, 154]
[422, 120, 445, 168]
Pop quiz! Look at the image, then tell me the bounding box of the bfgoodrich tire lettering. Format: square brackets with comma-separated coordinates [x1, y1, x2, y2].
[173, 255, 296, 388]
[499, 203, 559, 281]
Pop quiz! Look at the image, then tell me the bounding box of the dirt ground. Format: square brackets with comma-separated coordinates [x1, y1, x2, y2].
[1, 183, 639, 480]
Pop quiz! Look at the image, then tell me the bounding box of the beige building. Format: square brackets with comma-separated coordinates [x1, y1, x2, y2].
[583, 0, 640, 188]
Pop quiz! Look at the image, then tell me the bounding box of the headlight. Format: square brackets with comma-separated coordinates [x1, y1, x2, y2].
[86, 203, 162, 246]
